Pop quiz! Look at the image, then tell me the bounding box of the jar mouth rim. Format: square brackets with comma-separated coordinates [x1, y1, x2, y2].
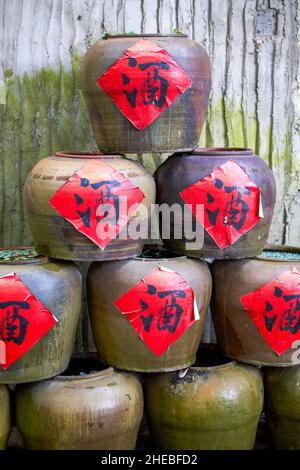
[257, 245, 300, 261]
[55, 367, 115, 381]
[173, 147, 253, 156]
[189, 361, 236, 372]
[55, 151, 124, 159]
[0, 246, 48, 265]
[104, 33, 188, 39]
[191, 344, 236, 371]
[136, 246, 187, 261]
[54, 355, 115, 381]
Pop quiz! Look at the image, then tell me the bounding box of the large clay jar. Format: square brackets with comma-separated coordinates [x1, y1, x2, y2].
[0, 247, 81, 383]
[155, 148, 276, 259]
[144, 345, 263, 450]
[87, 247, 212, 372]
[265, 366, 300, 449]
[15, 355, 143, 450]
[211, 246, 300, 366]
[0, 385, 10, 449]
[80, 34, 211, 153]
[23, 151, 155, 261]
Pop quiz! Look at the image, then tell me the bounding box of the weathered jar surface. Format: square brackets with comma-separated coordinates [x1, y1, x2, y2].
[211, 246, 300, 366]
[155, 148, 276, 259]
[23, 151, 155, 261]
[265, 366, 300, 450]
[80, 34, 211, 153]
[87, 247, 212, 372]
[0, 247, 81, 383]
[15, 355, 143, 450]
[0, 385, 10, 449]
[144, 345, 263, 450]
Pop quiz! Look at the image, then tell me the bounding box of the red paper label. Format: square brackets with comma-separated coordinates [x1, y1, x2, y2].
[0, 272, 57, 369]
[240, 268, 300, 355]
[50, 160, 145, 250]
[180, 160, 261, 250]
[114, 266, 197, 356]
[98, 39, 192, 130]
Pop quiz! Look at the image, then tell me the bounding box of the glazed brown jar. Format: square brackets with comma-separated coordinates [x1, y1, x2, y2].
[15, 355, 143, 450]
[0, 385, 10, 449]
[0, 247, 81, 383]
[23, 151, 155, 261]
[87, 247, 212, 372]
[265, 366, 300, 449]
[144, 345, 263, 450]
[211, 246, 300, 366]
[155, 148, 276, 259]
[80, 34, 211, 153]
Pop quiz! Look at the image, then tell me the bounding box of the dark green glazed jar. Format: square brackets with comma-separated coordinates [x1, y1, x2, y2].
[0, 385, 10, 449]
[265, 366, 300, 449]
[144, 345, 263, 450]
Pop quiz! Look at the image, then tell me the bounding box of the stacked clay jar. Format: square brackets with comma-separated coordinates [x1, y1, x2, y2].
[0, 33, 214, 451]
[154, 146, 300, 449]
[0, 32, 293, 451]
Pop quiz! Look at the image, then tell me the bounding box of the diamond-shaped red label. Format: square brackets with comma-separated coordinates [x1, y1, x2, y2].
[98, 39, 192, 130]
[0, 272, 57, 369]
[50, 160, 145, 250]
[114, 266, 198, 356]
[241, 268, 300, 355]
[180, 160, 262, 250]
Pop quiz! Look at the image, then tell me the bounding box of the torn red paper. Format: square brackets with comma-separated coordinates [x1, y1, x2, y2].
[98, 38, 192, 130]
[114, 266, 198, 355]
[0, 272, 57, 369]
[49, 160, 145, 250]
[241, 268, 300, 355]
[180, 160, 262, 250]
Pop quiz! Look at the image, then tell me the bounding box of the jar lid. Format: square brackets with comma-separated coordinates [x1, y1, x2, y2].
[172, 147, 254, 157]
[55, 151, 125, 160]
[103, 33, 188, 39]
[257, 245, 300, 262]
[0, 246, 48, 265]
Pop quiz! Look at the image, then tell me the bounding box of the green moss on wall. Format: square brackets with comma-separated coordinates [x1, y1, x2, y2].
[0, 54, 96, 246]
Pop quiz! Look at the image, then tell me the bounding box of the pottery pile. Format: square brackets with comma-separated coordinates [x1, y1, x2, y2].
[0, 33, 298, 450]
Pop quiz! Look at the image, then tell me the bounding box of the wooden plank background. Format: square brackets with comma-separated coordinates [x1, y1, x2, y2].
[0, 0, 299, 349]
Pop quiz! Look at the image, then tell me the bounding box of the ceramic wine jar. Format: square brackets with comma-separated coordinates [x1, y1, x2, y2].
[265, 366, 300, 449]
[0, 247, 81, 383]
[87, 247, 212, 372]
[15, 355, 143, 450]
[0, 385, 10, 449]
[155, 148, 276, 259]
[80, 34, 211, 153]
[211, 246, 300, 366]
[23, 151, 155, 261]
[143, 345, 263, 450]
